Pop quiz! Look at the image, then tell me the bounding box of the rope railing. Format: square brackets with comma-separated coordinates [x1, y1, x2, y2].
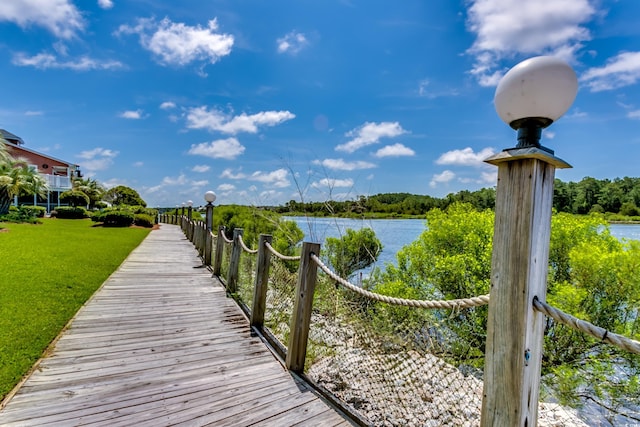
[310, 254, 490, 310]
[237, 235, 258, 254]
[533, 297, 640, 355]
[264, 241, 301, 261]
[220, 232, 233, 244]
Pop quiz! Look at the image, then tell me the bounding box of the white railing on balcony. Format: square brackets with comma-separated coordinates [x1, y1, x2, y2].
[41, 174, 72, 190]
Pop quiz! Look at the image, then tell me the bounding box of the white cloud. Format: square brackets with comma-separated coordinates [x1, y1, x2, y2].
[115, 17, 233, 67]
[217, 183, 235, 191]
[466, 0, 595, 86]
[12, 52, 123, 70]
[160, 101, 176, 109]
[374, 143, 415, 158]
[25, 110, 43, 116]
[628, 110, 640, 120]
[119, 109, 144, 119]
[581, 52, 640, 92]
[436, 147, 495, 166]
[0, 0, 85, 39]
[191, 180, 208, 187]
[429, 170, 456, 188]
[277, 31, 309, 54]
[192, 164, 210, 173]
[98, 0, 113, 9]
[418, 79, 459, 98]
[248, 168, 290, 188]
[312, 178, 354, 189]
[133, 161, 143, 167]
[313, 158, 376, 171]
[186, 107, 295, 134]
[220, 168, 246, 180]
[161, 174, 188, 185]
[188, 138, 245, 160]
[77, 147, 118, 171]
[336, 121, 407, 153]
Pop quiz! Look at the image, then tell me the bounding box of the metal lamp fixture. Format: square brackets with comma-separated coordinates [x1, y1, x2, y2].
[494, 56, 578, 153]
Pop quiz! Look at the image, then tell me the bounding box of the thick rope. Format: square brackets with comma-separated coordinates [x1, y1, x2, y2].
[311, 254, 490, 310]
[237, 235, 258, 254]
[220, 232, 233, 244]
[533, 297, 640, 355]
[264, 242, 301, 261]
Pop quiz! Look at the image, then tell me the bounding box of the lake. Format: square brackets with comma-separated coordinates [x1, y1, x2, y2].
[286, 216, 640, 274]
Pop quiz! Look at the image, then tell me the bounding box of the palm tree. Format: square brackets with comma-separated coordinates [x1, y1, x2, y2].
[0, 140, 48, 215]
[71, 177, 105, 209]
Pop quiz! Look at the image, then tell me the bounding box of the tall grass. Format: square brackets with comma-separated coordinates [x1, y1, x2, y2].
[0, 219, 150, 400]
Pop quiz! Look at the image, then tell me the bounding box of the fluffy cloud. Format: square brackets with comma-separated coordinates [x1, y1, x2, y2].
[0, 0, 85, 39]
[186, 107, 295, 134]
[336, 122, 407, 153]
[277, 31, 309, 54]
[248, 168, 290, 188]
[628, 110, 640, 120]
[116, 17, 233, 66]
[312, 178, 354, 189]
[220, 168, 246, 180]
[429, 170, 456, 188]
[77, 147, 118, 171]
[192, 165, 210, 173]
[466, 0, 595, 86]
[581, 52, 640, 92]
[160, 101, 176, 109]
[188, 138, 245, 160]
[119, 109, 144, 119]
[374, 143, 415, 158]
[313, 158, 376, 171]
[12, 52, 123, 70]
[217, 183, 236, 191]
[98, 0, 113, 9]
[436, 147, 495, 166]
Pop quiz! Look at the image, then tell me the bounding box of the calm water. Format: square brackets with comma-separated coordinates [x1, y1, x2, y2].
[286, 217, 640, 273]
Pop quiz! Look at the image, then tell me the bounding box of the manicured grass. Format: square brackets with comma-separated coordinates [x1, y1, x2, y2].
[0, 219, 150, 401]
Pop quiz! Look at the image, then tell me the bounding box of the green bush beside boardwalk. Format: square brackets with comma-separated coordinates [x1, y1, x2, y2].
[0, 219, 150, 401]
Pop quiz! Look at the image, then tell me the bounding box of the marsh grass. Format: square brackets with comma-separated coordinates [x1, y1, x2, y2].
[0, 219, 150, 400]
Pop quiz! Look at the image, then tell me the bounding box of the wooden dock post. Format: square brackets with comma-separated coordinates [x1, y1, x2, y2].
[213, 226, 225, 277]
[286, 241, 320, 373]
[226, 228, 243, 294]
[481, 148, 570, 426]
[250, 234, 272, 329]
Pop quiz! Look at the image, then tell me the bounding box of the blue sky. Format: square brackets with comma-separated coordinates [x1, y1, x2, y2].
[1, 0, 640, 208]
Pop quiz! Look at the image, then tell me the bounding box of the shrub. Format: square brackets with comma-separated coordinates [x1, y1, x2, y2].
[102, 211, 135, 227]
[20, 205, 46, 218]
[53, 206, 89, 219]
[134, 213, 155, 228]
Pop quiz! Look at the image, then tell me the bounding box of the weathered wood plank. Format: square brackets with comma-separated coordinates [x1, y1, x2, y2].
[0, 224, 351, 426]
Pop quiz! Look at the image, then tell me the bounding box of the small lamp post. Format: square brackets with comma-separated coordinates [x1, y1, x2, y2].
[204, 191, 216, 232]
[187, 200, 193, 219]
[481, 56, 577, 427]
[181, 202, 185, 217]
[203, 191, 216, 266]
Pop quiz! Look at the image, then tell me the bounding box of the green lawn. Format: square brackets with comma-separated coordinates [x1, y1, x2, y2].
[0, 219, 150, 400]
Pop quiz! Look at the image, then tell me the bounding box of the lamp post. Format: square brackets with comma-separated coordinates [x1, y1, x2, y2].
[204, 191, 216, 266]
[481, 56, 577, 427]
[181, 202, 185, 217]
[187, 200, 193, 218]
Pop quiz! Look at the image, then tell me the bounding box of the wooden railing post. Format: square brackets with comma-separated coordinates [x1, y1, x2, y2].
[286, 241, 321, 373]
[226, 228, 243, 294]
[213, 226, 225, 277]
[204, 229, 213, 267]
[481, 149, 571, 426]
[250, 234, 272, 329]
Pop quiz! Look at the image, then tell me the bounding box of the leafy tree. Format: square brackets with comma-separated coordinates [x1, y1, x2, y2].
[0, 145, 47, 215]
[325, 228, 382, 279]
[104, 185, 146, 207]
[60, 189, 90, 207]
[72, 177, 105, 209]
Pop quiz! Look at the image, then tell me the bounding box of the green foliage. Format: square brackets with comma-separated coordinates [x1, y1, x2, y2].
[60, 189, 90, 207]
[100, 210, 135, 227]
[0, 219, 149, 400]
[325, 228, 382, 278]
[620, 201, 640, 217]
[20, 205, 46, 218]
[0, 154, 47, 215]
[379, 203, 640, 417]
[104, 185, 146, 207]
[52, 206, 89, 219]
[134, 213, 155, 228]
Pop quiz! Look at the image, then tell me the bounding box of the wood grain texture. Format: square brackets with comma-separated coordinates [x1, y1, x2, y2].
[0, 224, 351, 427]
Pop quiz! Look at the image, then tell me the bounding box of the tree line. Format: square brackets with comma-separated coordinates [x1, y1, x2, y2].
[269, 177, 640, 218]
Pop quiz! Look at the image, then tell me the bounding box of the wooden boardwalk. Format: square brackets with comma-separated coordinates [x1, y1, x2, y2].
[0, 224, 352, 427]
